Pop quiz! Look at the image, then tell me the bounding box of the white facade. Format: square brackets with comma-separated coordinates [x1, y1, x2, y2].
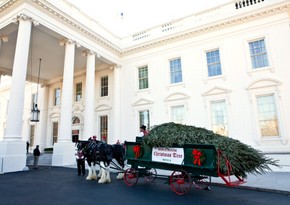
[0, 0, 290, 173]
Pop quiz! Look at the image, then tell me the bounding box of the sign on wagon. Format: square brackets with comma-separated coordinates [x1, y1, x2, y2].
[152, 147, 184, 165]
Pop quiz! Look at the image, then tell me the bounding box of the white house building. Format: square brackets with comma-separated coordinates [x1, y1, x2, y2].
[0, 0, 290, 173]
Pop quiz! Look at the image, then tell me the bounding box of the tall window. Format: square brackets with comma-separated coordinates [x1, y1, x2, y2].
[206, 49, 222, 77]
[54, 88, 61, 106]
[139, 110, 150, 130]
[249, 39, 269, 69]
[256, 95, 279, 137]
[171, 105, 185, 124]
[211, 100, 228, 136]
[100, 115, 108, 142]
[101, 76, 108, 97]
[30, 125, 35, 147]
[138, 66, 149, 90]
[52, 122, 58, 144]
[170, 58, 182, 84]
[75, 83, 82, 102]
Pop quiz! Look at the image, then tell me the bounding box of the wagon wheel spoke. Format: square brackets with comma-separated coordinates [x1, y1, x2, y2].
[124, 168, 139, 186]
[144, 168, 157, 182]
[193, 175, 211, 190]
[170, 169, 192, 195]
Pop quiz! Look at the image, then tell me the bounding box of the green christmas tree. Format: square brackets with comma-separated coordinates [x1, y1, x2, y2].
[142, 122, 279, 177]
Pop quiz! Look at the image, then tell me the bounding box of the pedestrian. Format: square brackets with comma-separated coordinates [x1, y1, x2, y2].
[139, 125, 149, 137]
[26, 141, 30, 154]
[33, 145, 41, 169]
[75, 150, 85, 176]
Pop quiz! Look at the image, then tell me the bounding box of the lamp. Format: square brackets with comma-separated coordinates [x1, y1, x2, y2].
[31, 103, 40, 122]
[31, 58, 42, 122]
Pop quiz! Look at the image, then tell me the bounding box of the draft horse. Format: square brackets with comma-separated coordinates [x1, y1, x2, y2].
[76, 140, 125, 184]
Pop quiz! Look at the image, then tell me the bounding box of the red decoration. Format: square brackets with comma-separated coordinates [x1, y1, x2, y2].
[192, 149, 202, 166]
[133, 145, 141, 158]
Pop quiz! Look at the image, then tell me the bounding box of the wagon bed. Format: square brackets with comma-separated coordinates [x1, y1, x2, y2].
[123, 141, 245, 195]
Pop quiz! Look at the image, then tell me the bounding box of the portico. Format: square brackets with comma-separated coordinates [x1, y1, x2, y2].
[0, 1, 120, 172]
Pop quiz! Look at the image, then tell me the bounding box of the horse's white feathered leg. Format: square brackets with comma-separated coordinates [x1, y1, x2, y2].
[92, 164, 97, 180]
[116, 173, 124, 180]
[97, 164, 102, 178]
[98, 162, 106, 184]
[86, 166, 93, 180]
[105, 166, 111, 183]
[98, 162, 111, 184]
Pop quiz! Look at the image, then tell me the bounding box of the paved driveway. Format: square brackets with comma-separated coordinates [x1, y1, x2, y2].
[0, 166, 289, 205]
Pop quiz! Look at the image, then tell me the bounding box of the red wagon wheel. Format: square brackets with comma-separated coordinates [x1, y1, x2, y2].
[124, 168, 139, 186]
[144, 168, 157, 182]
[169, 169, 192, 195]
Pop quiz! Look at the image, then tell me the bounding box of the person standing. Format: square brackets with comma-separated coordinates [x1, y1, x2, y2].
[26, 141, 30, 154]
[33, 145, 41, 169]
[139, 125, 149, 137]
[76, 150, 85, 176]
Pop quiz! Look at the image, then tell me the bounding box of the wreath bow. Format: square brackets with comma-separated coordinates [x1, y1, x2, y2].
[192, 149, 202, 166]
[133, 145, 141, 159]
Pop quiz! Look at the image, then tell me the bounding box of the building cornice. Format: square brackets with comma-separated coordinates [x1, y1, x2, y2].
[30, 0, 122, 55]
[1, 1, 289, 57]
[121, 4, 290, 56]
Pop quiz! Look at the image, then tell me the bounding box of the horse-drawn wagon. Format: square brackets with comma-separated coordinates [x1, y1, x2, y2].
[123, 141, 245, 195]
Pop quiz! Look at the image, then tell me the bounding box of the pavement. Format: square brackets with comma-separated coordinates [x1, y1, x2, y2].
[64, 163, 290, 195]
[1, 166, 290, 205]
[1, 164, 290, 196]
[211, 171, 290, 195]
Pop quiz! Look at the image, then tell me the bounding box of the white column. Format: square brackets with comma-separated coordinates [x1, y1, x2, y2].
[37, 85, 49, 148]
[4, 15, 32, 140]
[59, 40, 75, 142]
[52, 39, 76, 166]
[0, 14, 33, 173]
[82, 51, 96, 140]
[113, 66, 121, 143]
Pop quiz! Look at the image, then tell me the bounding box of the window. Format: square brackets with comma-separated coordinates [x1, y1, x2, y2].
[171, 105, 185, 124]
[52, 122, 58, 144]
[54, 88, 61, 106]
[138, 66, 149, 90]
[206, 49, 222, 77]
[101, 76, 108, 97]
[72, 117, 80, 124]
[75, 83, 82, 102]
[139, 110, 150, 130]
[30, 125, 35, 147]
[100, 115, 108, 143]
[170, 58, 182, 84]
[249, 39, 269, 69]
[211, 100, 228, 136]
[256, 95, 279, 137]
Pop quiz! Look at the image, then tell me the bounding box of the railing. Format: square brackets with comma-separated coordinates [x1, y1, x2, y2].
[235, 0, 265, 9]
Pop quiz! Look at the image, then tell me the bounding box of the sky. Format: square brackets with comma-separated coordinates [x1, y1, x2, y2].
[67, 0, 231, 37]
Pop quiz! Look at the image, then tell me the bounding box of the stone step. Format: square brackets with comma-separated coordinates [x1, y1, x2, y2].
[26, 153, 52, 166]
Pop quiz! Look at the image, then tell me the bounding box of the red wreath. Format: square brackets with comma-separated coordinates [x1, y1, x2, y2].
[192, 149, 202, 166]
[133, 145, 141, 159]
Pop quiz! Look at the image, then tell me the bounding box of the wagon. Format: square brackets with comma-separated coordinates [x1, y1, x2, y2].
[123, 141, 245, 195]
